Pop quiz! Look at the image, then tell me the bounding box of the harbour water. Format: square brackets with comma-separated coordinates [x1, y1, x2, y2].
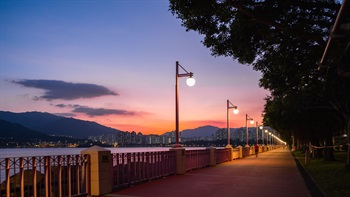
[0, 147, 207, 158]
[0, 147, 208, 182]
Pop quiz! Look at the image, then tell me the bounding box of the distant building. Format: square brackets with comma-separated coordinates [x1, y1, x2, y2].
[215, 128, 227, 141]
[88, 133, 117, 145]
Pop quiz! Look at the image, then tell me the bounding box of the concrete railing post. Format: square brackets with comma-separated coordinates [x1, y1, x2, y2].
[170, 147, 186, 174]
[81, 146, 112, 196]
[206, 146, 217, 166]
[242, 146, 250, 157]
[225, 146, 233, 161]
[237, 146, 243, 158]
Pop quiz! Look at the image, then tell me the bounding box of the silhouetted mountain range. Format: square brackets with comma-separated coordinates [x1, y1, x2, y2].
[0, 111, 229, 140]
[0, 119, 48, 140]
[0, 111, 121, 138]
[0, 118, 84, 143]
[179, 125, 219, 137]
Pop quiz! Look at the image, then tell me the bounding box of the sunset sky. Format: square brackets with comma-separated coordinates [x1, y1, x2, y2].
[0, 0, 270, 135]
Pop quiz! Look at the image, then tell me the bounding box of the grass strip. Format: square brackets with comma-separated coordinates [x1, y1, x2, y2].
[293, 150, 350, 197]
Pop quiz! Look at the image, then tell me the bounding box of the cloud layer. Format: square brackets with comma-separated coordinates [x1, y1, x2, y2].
[11, 79, 137, 117]
[13, 79, 117, 100]
[55, 104, 136, 117]
[73, 107, 135, 117]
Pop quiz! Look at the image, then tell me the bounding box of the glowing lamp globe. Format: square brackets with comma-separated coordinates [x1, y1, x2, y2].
[186, 77, 195, 87]
[233, 108, 239, 114]
[250, 120, 254, 124]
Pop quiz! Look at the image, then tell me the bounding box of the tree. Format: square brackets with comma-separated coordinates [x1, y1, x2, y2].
[169, 0, 338, 63]
[170, 0, 350, 165]
[263, 86, 345, 160]
[169, 0, 338, 91]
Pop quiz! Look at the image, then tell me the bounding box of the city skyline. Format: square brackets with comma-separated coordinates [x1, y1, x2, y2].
[0, 1, 270, 135]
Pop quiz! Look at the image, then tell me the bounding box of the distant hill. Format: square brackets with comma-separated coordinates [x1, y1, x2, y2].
[161, 125, 220, 138]
[0, 119, 48, 140]
[0, 111, 121, 138]
[40, 117, 121, 137]
[180, 125, 219, 138]
[0, 111, 243, 140]
[0, 111, 61, 131]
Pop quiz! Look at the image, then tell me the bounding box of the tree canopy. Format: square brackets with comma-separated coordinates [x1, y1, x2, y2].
[170, 0, 350, 163]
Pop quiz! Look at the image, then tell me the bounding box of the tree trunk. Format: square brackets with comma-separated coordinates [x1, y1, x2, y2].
[347, 141, 350, 168]
[314, 148, 323, 158]
[346, 121, 350, 168]
[324, 136, 335, 161]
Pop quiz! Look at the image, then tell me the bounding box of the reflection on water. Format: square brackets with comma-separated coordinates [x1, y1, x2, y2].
[0, 147, 208, 184]
[0, 147, 206, 158]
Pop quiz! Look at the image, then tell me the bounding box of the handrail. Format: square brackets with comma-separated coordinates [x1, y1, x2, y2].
[0, 154, 89, 197]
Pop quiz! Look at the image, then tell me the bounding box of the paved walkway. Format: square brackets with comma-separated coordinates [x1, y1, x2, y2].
[101, 148, 311, 197]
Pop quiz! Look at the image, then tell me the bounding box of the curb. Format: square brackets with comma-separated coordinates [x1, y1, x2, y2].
[292, 152, 325, 197]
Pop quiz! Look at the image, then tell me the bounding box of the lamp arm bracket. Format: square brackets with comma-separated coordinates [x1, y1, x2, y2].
[228, 100, 237, 108]
[178, 73, 192, 77]
[178, 63, 190, 74]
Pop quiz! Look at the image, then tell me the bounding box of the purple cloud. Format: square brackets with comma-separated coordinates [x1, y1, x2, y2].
[13, 79, 117, 100]
[73, 106, 135, 117]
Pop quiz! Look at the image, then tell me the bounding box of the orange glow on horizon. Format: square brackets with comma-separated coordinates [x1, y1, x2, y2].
[70, 107, 266, 136]
[102, 117, 264, 135]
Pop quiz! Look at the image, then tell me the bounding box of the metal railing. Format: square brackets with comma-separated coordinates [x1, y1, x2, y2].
[216, 148, 230, 163]
[185, 149, 210, 171]
[0, 146, 252, 196]
[0, 154, 89, 197]
[112, 151, 175, 189]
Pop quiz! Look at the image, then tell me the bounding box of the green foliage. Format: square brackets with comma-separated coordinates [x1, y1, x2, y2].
[170, 0, 349, 163]
[169, 0, 338, 68]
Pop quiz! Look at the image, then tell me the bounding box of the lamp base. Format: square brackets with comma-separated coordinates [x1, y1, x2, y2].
[225, 144, 233, 148]
[172, 144, 183, 148]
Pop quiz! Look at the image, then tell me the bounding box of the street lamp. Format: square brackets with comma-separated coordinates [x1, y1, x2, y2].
[245, 114, 254, 147]
[265, 129, 268, 145]
[175, 61, 195, 148]
[226, 100, 239, 148]
[269, 132, 272, 146]
[255, 122, 262, 145]
[259, 125, 264, 145]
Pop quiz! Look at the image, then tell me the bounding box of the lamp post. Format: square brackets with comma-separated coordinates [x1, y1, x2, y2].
[255, 122, 262, 145]
[259, 125, 264, 145]
[269, 132, 272, 146]
[265, 129, 268, 145]
[175, 61, 195, 148]
[245, 114, 254, 147]
[226, 100, 239, 148]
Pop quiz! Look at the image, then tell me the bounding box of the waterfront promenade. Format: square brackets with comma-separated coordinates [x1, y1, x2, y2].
[101, 148, 311, 197]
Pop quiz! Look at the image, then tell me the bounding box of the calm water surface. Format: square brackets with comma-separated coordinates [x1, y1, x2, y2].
[0, 147, 207, 158]
[0, 147, 210, 182]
